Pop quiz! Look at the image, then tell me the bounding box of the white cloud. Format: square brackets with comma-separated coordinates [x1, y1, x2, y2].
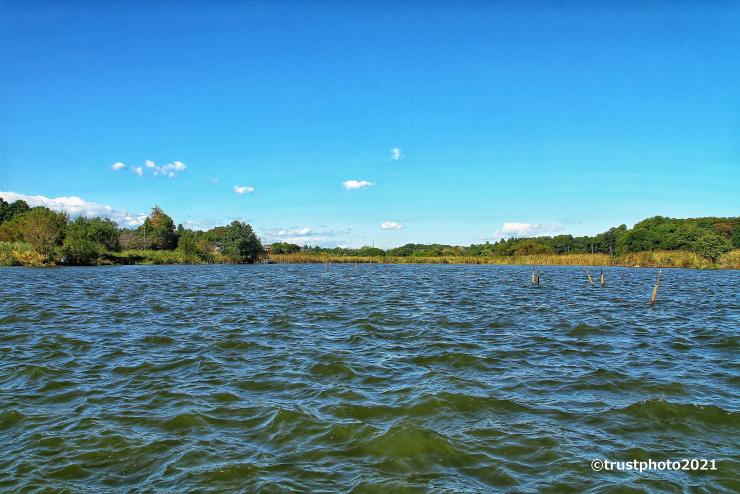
[151, 160, 186, 177]
[233, 185, 255, 194]
[342, 180, 373, 190]
[381, 221, 403, 230]
[0, 191, 147, 227]
[118, 160, 186, 177]
[274, 227, 311, 236]
[181, 219, 220, 231]
[489, 222, 564, 239]
[263, 226, 352, 247]
[390, 147, 403, 161]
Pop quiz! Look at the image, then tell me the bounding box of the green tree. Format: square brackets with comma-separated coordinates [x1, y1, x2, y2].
[513, 240, 553, 256]
[60, 217, 120, 264]
[176, 227, 213, 259]
[142, 206, 177, 250]
[270, 242, 301, 254]
[357, 246, 385, 257]
[15, 207, 68, 258]
[60, 237, 101, 265]
[694, 231, 731, 262]
[70, 217, 120, 250]
[0, 199, 31, 225]
[218, 221, 263, 262]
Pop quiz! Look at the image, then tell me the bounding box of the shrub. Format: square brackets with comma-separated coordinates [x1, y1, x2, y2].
[0, 241, 46, 266]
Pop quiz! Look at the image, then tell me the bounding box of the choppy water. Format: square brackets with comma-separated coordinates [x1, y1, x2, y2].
[1, 265, 738, 492]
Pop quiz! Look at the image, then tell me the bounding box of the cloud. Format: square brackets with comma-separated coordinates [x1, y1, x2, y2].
[0, 191, 147, 227]
[390, 147, 403, 161]
[381, 221, 403, 230]
[273, 227, 311, 236]
[342, 180, 373, 190]
[181, 219, 220, 231]
[263, 226, 352, 247]
[488, 222, 564, 239]
[149, 160, 187, 177]
[233, 185, 255, 194]
[115, 160, 186, 177]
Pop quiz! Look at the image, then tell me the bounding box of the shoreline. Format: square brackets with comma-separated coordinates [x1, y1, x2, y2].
[3, 250, 738, 270]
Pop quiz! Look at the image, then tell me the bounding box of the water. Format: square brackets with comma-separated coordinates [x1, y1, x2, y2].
[1, 264, 738, 492]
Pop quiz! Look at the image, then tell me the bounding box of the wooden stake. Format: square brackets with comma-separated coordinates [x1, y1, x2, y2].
[600, 269, 605, 287]
[536, 269, 541, 287]
[531, 269, 536, 286]
[650, 269, 662, 305]
[586, 269, 594, 287]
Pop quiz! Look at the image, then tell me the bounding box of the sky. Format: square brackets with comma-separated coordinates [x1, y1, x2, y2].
[1, 1, 738, 248]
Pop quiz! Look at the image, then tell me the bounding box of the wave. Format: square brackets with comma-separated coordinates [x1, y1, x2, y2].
[618, 398, 738, 427]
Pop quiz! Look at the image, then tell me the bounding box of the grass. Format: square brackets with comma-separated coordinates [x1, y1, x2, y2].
[271, 252, 613, 266]
[271, 250, 740, 269]
[103, 249, 235, 265]
[0, 241, 47, 267]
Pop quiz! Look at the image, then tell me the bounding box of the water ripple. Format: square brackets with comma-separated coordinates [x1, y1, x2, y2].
[1, 264, 738, 492]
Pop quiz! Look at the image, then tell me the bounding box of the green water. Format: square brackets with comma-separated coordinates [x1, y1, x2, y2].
[1, 264, 738, 492]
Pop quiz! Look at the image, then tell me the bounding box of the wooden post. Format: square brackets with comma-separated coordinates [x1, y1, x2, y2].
[650, 269, 662, 305]
[586, 269, 594, 287]
[536, 269, 541, 287]
[600, 269, 605, 287]
[531, 269, 536, 286]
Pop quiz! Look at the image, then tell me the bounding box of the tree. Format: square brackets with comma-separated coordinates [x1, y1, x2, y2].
[15, 207, 68, 258]
[0, 199, 31, 225]
[357, 246, 385, 257]
[694, 232, 731, 262]
[118, 229, 149, 250]
[69, 217, 120, 250]
[270, 242, 301, 254]
[60, 238, 101, 265]
[142, 206, 177, 250]
[513, 240, 553, 256]
[218, 221, 263, 262]
[60, 217, 120, 264]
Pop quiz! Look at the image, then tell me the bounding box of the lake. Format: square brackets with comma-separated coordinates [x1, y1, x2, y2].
[1, 264, 738, 492]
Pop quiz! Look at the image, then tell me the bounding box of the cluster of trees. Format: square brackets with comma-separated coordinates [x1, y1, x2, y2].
[291, 216, 739, 262]
[1, 196, 736, 266]
[0, 199, 264, 265]
[269, 242, 302, 254]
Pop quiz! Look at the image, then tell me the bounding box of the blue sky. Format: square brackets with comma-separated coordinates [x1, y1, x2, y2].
[1, 1, 738, 247]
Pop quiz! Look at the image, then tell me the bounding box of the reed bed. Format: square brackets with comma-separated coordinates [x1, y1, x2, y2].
[104, 250, 236, 265]
[273, 253, 612, 266]
[272, 250, 740, 269]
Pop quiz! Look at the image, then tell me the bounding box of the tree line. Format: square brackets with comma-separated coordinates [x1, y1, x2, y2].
[294, 216, 739, 263]
[0, 200, 263, 265]
[1, 196, 737, 266]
